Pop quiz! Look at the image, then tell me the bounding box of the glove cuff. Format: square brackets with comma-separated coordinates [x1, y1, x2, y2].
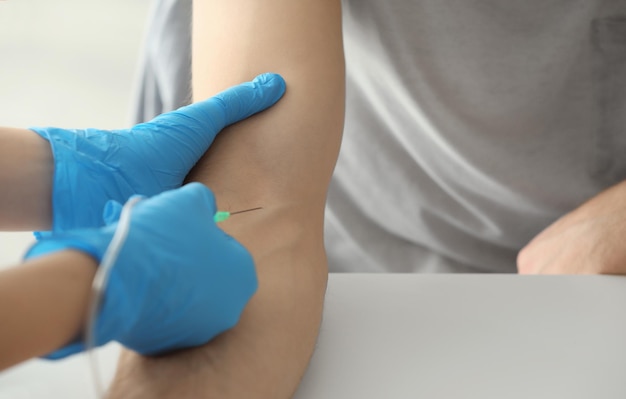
[25, 235, 105, 262]
[29, 127, 128, 232]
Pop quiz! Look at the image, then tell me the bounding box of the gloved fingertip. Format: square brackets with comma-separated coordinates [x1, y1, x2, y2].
[253, 73, 287, 102]
[103, 200, 124, 225]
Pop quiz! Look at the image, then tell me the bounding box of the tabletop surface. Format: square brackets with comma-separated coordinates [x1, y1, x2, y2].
[1, 274, 626, 398]
[295, 274, 626, 399]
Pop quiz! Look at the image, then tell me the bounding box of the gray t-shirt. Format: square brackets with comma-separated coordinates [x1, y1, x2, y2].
[134, 0, 626, 273]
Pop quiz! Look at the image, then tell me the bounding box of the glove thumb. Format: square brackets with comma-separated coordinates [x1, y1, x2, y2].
[134, 73, 286, 167]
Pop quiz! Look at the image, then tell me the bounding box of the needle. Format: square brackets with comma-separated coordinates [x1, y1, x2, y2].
[214, 207, 263, 223]
[229, 207, 263, 216]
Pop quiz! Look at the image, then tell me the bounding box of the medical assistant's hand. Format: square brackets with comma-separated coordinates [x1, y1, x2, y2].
[30, 73, 285, 232]
[517, 180, 626, 275]
[25, 183, 257, 358]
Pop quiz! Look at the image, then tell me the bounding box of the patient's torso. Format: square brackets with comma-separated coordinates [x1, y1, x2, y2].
[136, 0, 626, 273]
[327, 0, 626, 273]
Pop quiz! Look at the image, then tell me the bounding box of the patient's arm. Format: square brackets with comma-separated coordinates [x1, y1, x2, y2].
[108, 1, 345, 398]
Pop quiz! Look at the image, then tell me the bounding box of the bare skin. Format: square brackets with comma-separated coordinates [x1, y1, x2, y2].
[0, 127, 53, 230]
[0, 250, 97, 371]
[518, 179, 626, 275]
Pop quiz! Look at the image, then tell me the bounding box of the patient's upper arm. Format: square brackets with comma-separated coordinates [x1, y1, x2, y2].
[188, 0, 345, 212]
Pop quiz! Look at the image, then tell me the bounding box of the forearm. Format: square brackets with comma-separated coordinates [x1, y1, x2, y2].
[186, 0, 342, 395]
[201, 226, 327, 398]
[0, 127, 53, 230]
[109, 207, 328, 398]
[199, 207, 329, 397]
[108, 0, 344, 397]
[0, 250, 96, 371]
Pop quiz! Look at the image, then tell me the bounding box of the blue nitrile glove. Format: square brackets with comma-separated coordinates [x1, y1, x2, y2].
[30, 73, 285, 232]
[24, 183, 257, 358]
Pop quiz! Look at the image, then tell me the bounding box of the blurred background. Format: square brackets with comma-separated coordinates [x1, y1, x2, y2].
[0, 1, 152, 397]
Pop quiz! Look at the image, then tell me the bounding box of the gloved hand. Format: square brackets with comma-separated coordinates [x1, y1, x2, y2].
[31, 73, 285, 232]
[25, 183, 257, 358]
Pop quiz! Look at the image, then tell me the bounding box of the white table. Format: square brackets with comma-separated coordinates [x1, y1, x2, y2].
[295, 274, 626, 399]
[1, 274, 625, 398]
